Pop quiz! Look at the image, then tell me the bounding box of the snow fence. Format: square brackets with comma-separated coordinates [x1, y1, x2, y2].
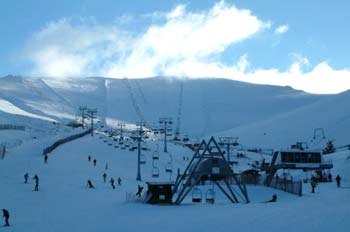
[42, 129, 93, 156]
[269, 177, 303, 196]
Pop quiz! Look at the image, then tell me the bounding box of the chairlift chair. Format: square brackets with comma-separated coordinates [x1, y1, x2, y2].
[205, 189, 215, 204]
[153, 152, 159, 160]
[140, 154, 146, 164]
[152, 167, 160, 178]
[165, 162, 173, 173]
[192, 188, 202, 203]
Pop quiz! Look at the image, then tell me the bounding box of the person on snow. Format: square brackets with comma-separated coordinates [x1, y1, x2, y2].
[24, 173, 29, 184]
[336, 175, 341, 188]
[93, 159, 97, 166]
[328, 173, 332, 182]
[136, 185, 144, 197]
[266, 194, 277, 203]
[311, 179, 317, 193]
[33, 174, 39, 191]
[109, 178, 115, 189]
[2, 209, 10, 227]
[44, 154, 48, 164]
[87, 180, 95, 189]
[88, 156, 91, 162]
[102, 173, 107, 183]
[117, 177, 122, 186]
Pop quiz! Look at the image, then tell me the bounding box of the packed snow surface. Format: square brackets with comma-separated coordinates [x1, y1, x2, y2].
[1, 132, 350, 232]
[1, 75, 350, 231]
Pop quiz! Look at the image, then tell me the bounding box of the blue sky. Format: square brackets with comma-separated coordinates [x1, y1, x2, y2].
[1, 0, 349, 93]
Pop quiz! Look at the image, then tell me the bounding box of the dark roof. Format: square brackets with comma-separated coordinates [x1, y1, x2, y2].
[146, 181, 175, 186]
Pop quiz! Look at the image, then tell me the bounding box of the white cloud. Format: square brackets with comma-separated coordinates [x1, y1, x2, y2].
[275, 24, 289, 34]
[25, 1, 268, 78]
[23, 2, 350, 94]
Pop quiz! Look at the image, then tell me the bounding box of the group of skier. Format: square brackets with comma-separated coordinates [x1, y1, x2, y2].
[88, 155, 98, 166]
[310, 173, 342, 193]
[87, 155, 122, 190]
[24, 173, 40, 191]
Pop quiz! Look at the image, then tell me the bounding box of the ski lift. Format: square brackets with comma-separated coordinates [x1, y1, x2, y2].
[121, 146, 126, 150]
[192, 188, 202, 203]
[205, 189, 215, 204]
[104, 140, 108, 143]
[114, 146, 118, 148]
[165, 162, 173, 173]
[152, 167, 160, 178]
[108, 143, 112, 146]
[140, 154, 146, 164]
[153, 152, 159, 160]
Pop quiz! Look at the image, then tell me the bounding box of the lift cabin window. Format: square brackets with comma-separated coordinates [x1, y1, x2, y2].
[281, 152, 321, 163]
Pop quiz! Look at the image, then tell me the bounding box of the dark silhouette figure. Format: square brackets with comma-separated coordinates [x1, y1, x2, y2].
[44, 154, 48, 164]
[87, 180, 95, 189]
[136, 185, 144, 197]
[266, 194, 277, 203]
[24, 173, 29, 184]
[93, 159, 97, 166]
[33, 174, 39, 191]
[336, 175, 341, 188]
[88, 156, 91, 162]
[311, 179, 317, 193]
[102, 173, 107, 183]
[109, 178, 115, 189]
[328, 173, 332, 182]
[117, 177, 122, 186]
[2, 209, 10, 227]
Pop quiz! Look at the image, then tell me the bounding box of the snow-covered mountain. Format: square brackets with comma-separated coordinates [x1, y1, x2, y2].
[1, 75, 349, 149]
[1, 75, 350, 232]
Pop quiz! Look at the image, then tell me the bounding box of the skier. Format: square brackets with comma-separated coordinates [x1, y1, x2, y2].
[109, 178, 115, 189]
[311, 179, 317, 193]
[328, 173, 332, 182]
[44, 154, 48, 164]
[33, 174, 39, 191]
[117, 177, 122, 186]
[102, 173, 107, 183]
[93, 159, 97, 166]
[266, 194, 277, 203]
[87, 180, 95, 189]
[2, 209, 10, 227]
[24, 173, 29, 184]
[336, 175, 341, 188]
[88, 156, 91, 162]
[136, 185, 144, 197]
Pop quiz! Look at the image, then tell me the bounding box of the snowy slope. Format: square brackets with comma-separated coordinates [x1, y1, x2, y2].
[1, 75, 327, 140]
[1, 130, 349, 232]
[1, 74, 350, 231]
[217, 90, 350, 149]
